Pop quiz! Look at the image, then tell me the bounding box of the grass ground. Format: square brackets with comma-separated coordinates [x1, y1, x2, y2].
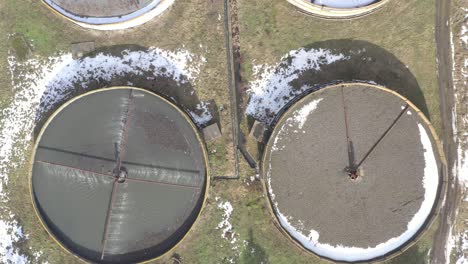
[0, 0, 442, 263]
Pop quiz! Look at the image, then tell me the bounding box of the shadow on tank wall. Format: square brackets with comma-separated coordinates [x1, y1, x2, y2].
[33, 44, 219, 140]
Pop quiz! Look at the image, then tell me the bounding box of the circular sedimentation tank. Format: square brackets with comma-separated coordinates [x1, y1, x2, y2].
[263, 83, 444, 262]
[30, 87, 208, 263]
[286, 0, 389, 18]
[42, 0, 174, 30]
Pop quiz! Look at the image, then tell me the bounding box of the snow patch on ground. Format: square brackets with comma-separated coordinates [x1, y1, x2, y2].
[0, 219, 27, 264]
[216, 199, 235, 243]
[458, 146, 468, 186]
[454, 231, 468, 264]
[0, 54, 66, 263]
[31, 48, 207, 124]
[215, 197, 248, 262]
[450, 11, 468, 264]
[450, 15, 468, 186]
[444, 8, 468, 264]
[246, 48, 350, 123]
[0, 48, 205, 262]
[188, 102, 213, 126]
[461, 24, 468, 46]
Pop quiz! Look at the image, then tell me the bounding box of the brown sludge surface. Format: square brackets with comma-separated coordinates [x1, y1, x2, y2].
[266, 84, 439, 248]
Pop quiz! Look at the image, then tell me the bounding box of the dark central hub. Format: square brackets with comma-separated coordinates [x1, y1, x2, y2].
[345, 166, 359, 180]
[115, 166, 128, 183]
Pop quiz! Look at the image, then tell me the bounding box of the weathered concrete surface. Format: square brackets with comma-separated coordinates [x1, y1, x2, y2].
[71, 41, 95, 59]
[51, 0, 155, 17]
[203, 123, 222, 142]
[249, 120, 267, 143]
[266, 85, 440, 249]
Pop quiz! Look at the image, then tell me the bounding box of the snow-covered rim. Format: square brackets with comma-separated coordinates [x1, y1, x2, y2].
[262, 84, 443, 262]
[42, 0, 174, 30]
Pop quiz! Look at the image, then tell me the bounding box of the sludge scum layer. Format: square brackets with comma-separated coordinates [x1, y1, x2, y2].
[262, 83, 445, 262]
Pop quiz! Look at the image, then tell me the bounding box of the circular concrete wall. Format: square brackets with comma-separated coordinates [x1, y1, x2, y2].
[263, 83, 443, 262]
[286, 0, 389, 18]
[42, 0, 174, 30]
[30, 87, 208, 263]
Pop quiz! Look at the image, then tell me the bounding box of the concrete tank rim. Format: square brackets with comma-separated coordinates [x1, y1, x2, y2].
[41, 0, 175, 30]
[28, 86, 211, 264]
[286, 0, 390, 19]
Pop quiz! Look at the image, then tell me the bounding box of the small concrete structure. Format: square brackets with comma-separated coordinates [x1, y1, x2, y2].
[249, 120, 267, 143]
[71, 41, 95, 59]
[203, 123, 222, 142]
